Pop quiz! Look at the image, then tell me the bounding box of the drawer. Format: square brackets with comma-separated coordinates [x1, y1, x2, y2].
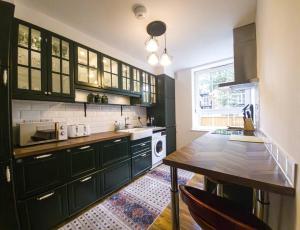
[101, 137, 129, 168]
[18, 186, 68, 230]
[132, 151, 152, 178]
[67, 144, 98, 178]
[130, 137, 152, 156]
[102, 159, 131, 195]
[14, 152, 67, 198]
[68, 173, 99, 214]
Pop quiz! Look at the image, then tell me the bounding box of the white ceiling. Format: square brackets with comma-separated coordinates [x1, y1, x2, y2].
[17, 0, 257, 73]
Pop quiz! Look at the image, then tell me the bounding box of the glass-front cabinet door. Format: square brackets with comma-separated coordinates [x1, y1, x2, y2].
[132, 67, 141, 94]
[121, 63, 131, 91]
[14, 22, 45, 95]
[75, 45, 99, 88]
[150, 75, 156, 104]
[49, 35, 73, 97]
[141, 71, 150, 104]
[102, 55, 119, 90]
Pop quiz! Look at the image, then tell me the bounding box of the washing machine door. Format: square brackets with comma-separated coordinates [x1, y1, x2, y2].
[155, 139, 165, 157]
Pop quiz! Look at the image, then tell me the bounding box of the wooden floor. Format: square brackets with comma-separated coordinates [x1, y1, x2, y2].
[149, 174, 204, 230]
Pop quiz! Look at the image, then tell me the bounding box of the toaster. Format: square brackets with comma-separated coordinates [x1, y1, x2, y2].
[68, 124, 91, 138]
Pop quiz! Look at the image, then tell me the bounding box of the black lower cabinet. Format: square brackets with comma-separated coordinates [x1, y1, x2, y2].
[14, 152, 67, 198]
[132, 151, 152, 178]
[18, 185, 68, 230]
[166, 126, 176, 155]
[102, 159, 131, 195]
[68, 172, 99, 215]
[68, 144, 98, 179]
[101, 137, 129, 168]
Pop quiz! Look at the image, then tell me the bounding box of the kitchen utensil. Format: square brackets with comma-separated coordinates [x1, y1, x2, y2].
[249, 104, 254, 120]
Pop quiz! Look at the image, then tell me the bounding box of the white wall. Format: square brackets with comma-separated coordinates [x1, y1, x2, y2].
[13, 1, 154, 74]
[256, 0, 300, 229]
[175, 69, 205, 148]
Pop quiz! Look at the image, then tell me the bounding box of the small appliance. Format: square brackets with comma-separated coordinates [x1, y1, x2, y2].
[152, 129, 166, 167]
[68, 124, 91, 138]
[18, 121, 68, 146]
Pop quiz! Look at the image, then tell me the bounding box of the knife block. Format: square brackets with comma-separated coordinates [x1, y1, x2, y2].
[244, 118, 255, 131]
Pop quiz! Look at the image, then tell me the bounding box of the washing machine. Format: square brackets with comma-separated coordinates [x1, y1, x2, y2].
[152, 129, 166, 167]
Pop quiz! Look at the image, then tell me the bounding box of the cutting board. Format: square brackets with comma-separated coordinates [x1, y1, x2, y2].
[229, 135, 264, 143]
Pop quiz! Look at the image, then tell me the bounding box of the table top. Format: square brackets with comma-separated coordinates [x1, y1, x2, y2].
[163, 132, 295, 196]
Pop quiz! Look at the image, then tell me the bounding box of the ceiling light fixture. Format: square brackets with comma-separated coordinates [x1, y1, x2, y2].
[145, 36, 159, 52]
[147, 52, 159, 66]
[160, 34, 172, 66]
[145, 20, 172, 66]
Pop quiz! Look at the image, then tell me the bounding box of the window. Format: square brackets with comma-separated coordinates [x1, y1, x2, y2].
[192, 59, 256, 130]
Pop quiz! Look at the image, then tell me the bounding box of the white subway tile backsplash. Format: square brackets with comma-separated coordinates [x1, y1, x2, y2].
[12, 99, 147, 134]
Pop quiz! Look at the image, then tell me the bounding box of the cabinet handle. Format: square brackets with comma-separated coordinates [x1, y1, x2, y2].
[48, 91, 52, 95]
[34, 154, 52, 160]
[79, 145, 91, 150]
[140, 143, 146, 146]
[3, 69, 8, 87]
[6, 166, 11, 183]
[37, 192, 54, 201]
[113, 139, 122, 143]
[141, 153, 147, 157]
[80, 176, 92, 182]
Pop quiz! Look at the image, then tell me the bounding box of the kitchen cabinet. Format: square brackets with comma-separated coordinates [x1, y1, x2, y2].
[141, 71, 150, 104]
[48, 34, 74, 98]
[74, 44, 100, 89]
[101, 137, 129, 168]
[67, 144, 98, 179]
[14, 151, 67, 198]
[131, 67, 141, 94]
[101, 54, 120, 90]
[68, 172, 99, 214]
[102, 159, 131, 195]
[18, 185, 68, 230]
[147, 75, 176, 154]
[150, 74, 157, 104]
[132, 151, 151, 178]
[121, 63, 131, 92]
[12, 19, 74, 102]
[130, 137, 152, 156]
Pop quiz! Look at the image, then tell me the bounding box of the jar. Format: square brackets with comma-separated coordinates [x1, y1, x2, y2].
[95, 94, 101, 103]
[87, 93, 95, 103]
[102, 94, 108, 104]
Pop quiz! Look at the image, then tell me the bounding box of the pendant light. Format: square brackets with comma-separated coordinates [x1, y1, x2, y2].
[145, 36, 159, 52]
[147, 52, 159, 66]
[160, 34, 172, 66]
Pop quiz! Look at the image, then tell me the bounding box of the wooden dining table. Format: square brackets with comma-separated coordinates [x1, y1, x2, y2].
[163, 132, 295, 230]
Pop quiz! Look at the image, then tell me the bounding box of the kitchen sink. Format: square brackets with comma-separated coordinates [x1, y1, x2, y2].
[117, 127, 153, 140]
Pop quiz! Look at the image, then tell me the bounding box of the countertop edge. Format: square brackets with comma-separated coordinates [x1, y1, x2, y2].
[14, 131, 131, 159]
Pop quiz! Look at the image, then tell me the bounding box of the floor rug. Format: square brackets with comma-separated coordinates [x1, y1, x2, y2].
[59, 164, 194, 230]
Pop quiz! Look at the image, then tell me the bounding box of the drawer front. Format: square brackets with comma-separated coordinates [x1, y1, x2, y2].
[18, 186, 68, 230]
[132, 151, 152, 178]
[68, 173, 99, 214]
[15, 152, 67, 198]
[68, 144, 97, 178]
[101, 137, 129, 168]
[130, 137, 152, 156]
[102, 159, 131, 195]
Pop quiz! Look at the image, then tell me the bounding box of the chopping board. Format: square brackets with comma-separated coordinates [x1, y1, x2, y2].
[229, 135, 264, 143]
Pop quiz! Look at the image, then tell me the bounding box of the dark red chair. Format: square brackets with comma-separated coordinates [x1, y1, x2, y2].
[179, 185, 271, 230]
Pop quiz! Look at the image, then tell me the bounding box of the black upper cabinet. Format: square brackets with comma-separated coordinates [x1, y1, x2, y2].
[74, 44, 100, 89]
[101, 54, 120, 90]
[120, 63, 131, 92]
[12, 19, 74, 102]
[131, 67, 141, 95]
[150, 74, 157, 104]
[47, 33, 74, 98]
[141, 71, 150, 105]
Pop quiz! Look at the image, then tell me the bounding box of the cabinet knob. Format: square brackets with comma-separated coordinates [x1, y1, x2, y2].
[48, 91, 52, 95]
[44, 92, 48, 95]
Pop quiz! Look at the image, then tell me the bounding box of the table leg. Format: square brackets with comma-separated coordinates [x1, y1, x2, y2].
[253, 189, 270, 223]
[170, 166, 180, 230]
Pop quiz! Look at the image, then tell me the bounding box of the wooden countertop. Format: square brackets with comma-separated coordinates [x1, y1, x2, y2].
[14, 131, 131, 159]
[163, 133, 295, 196]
